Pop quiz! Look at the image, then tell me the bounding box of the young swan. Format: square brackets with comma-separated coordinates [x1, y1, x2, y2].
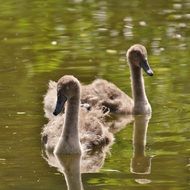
[127, 44, 153, 114]
[42, 75, 113, 155]
[81, 44, 153, 115]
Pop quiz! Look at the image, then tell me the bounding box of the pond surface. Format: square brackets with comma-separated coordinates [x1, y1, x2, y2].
[0, 0, 190, 189]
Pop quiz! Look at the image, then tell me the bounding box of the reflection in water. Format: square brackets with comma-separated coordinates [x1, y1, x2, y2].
[42, 115, 152, 188]
[42, 143, 112, 190]
[107, 114, 134, 134]
[123, 17, 133, 39]
[130, 115, 152, 184]
[42, 151, 83, 190]
[55, 154, 83, 190]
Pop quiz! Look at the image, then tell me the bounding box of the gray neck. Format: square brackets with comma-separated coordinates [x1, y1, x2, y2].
[54, 92, 81, 154]
[130, 65, 150, 114]
[63, 97, 80, 140]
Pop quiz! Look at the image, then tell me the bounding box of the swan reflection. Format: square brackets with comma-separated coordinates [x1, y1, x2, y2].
[42, 145, 112, 190]
[55, 154, 83, 190]
[130, 115, 152, 184]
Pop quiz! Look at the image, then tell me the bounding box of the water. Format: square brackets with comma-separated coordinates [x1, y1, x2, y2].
[0, 0, 189, 189]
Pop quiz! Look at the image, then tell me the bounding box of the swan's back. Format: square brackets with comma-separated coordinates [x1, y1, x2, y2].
[81, 79, 134, 114]
[79, 107, 113, 150]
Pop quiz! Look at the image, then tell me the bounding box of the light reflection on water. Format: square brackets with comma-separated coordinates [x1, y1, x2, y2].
[0, 0, 189, 189]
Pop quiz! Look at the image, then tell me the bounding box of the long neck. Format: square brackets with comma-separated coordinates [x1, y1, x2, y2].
[55, 91, 81, 154]
[130, 65, 150, 114]
[63, 96, 80, 141]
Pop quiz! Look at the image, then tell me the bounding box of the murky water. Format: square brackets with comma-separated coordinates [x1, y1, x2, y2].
[0, 0, 190, 189]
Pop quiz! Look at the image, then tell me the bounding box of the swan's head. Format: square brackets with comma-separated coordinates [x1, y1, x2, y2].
[53, 75, 80, 116]
[126, 44, 153, 76]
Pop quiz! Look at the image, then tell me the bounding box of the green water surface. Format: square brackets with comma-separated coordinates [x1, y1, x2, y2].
[0, 0, 189, 189]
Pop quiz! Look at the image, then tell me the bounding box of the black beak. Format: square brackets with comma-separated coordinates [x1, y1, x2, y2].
[140, 59, 153, 76]
[53, 93, 67, 116]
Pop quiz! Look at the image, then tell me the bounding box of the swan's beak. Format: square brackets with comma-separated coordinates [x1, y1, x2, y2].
[53, 94, 67, 116]
[140, 59, 153, 76]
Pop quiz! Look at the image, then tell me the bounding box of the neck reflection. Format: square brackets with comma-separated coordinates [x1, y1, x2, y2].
[130, 115, 152, 175]
[55, 154, 83, 190]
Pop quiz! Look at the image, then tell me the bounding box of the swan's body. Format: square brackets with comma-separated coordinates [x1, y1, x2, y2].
[42, 75, 113, 155]
[43, 44, 153, 118]
[81, 79, 134, 114]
